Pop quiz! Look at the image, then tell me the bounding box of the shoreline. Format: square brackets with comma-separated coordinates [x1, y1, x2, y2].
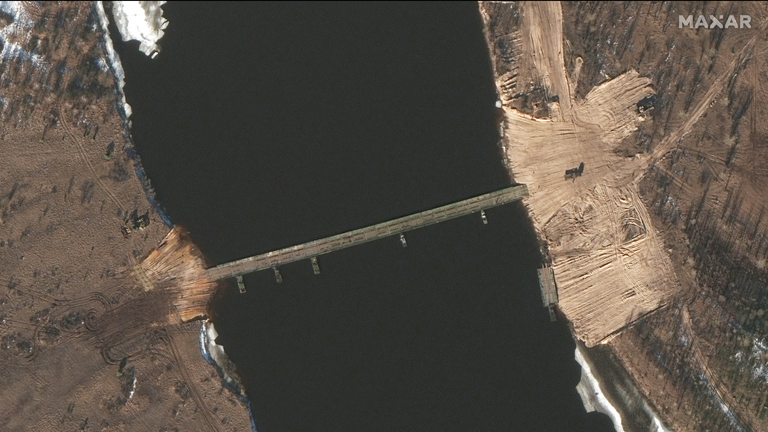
[578, 340, 674, 432]
[201, 321, 260, 432]
[0, 2, 254, 429]
[575, 343, 624, 431]
[94, 1, 173, 227]
[95, 2, 258, 429]
[477, 2, 671, 430]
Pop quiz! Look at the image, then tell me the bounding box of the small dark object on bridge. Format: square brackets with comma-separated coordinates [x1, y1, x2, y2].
[565, 162, 585, 179]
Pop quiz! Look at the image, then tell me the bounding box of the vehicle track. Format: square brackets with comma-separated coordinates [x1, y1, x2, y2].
[645, 18, 768, 172]
[162, 327, 221, 432]
[59, 110, 126, 215]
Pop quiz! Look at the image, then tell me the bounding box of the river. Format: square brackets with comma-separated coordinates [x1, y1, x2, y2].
[109, 2, 615, 431]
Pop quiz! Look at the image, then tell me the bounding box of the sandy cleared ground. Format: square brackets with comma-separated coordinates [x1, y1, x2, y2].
[0, 2, 251, 430]
[481, 1, 677, 347]
[481, 1, 768, 431]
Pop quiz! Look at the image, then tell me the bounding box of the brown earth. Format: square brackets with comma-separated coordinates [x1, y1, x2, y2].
[0, 2, 251, 431]
[481, 1, 768, 431]
[480, 0, 677, 349]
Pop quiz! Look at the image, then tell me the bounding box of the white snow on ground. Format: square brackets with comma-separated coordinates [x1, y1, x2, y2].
[0, 2, 45, 70]
[95, 1, 132, 119]
[644, 400, 674, 432]
[650, 414, 674, 432]
[111, 1, 168, 58]
[574, 345, 625, 432]
[127, 373, 137, 400]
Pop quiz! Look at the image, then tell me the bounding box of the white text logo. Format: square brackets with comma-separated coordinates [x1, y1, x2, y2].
[679, 15, 751, 29]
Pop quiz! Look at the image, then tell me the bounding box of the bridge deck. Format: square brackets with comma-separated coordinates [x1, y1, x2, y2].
[205, 184, 529, 281]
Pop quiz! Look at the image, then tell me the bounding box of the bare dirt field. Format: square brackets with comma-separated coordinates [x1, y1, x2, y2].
[0, 2, 251, 430]
[480, 1, 676, 348]
[481, 1, 768, 431]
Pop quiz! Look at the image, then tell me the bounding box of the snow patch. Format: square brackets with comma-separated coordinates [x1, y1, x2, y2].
[127, 373, 137, 400]
[94, 1, 132, 119]
[745, 338, 768, 383]
[650, 414, 673, 432]
[199, 321, 259, 432]
[199, 320, 243, 397]
[0, 1, 45, 70]
[574, 345, 625, 432]
[646, 403, 674, 432]
[1, 41, 45, 67]
[754, 338, 768, 354]
[111, 1, 168, 58]
[200, 320, 224, 363]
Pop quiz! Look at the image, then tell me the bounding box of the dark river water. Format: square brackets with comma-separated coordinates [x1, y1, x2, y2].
[110, 2, 615, 431]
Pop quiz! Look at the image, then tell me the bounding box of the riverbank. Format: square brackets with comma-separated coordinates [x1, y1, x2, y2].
[99, 1, 257, 428]
[0, 2, 252, 430]
[480, 1, 768, 431]
[478, 2, 672, 430]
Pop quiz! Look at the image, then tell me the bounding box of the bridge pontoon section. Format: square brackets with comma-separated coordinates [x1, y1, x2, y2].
[538, 266, 559, 321]
[205, 184, 529, 281]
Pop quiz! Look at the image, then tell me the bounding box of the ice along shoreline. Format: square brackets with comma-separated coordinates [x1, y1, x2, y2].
[94, 2, 258, 430]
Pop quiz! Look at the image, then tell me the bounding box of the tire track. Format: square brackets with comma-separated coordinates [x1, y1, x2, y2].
[162, 328, 221, 432]
[645, 19, 768, 173]
[59, 110, 126, 214]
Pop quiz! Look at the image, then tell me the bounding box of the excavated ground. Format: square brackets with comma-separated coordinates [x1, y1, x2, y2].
[481, 2, 768, 431]
[480, 0, 677, 349]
